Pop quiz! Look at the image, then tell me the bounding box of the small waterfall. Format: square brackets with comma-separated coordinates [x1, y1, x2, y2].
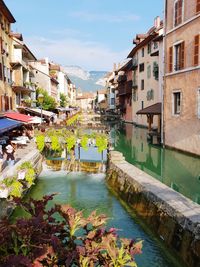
[61, 150, 66, 171]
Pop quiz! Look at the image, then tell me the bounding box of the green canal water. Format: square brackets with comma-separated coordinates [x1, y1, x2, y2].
[17, 168, 182, 267]
[111, 123, 200, 204]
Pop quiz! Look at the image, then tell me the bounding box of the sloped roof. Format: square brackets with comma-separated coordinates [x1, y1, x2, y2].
[137, 102, 162, 115]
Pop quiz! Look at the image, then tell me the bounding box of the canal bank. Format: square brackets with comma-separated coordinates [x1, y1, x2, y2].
[106, 150, 200, 267]
[110, 123, 200, 204]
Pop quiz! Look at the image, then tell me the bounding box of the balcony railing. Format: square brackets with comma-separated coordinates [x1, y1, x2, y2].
[118, 80, 132, 96]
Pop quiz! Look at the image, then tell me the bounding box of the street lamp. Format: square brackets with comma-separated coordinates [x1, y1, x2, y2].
[38, 93, 44, 125]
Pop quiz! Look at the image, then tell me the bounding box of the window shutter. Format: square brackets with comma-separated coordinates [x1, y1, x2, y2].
[0, 63, 2, 80]
[194, 35, 199, 66]
[180, 41, 185, 69]
[197, 0, 200, 13]
[169, 46, 173, 72]
[178, 0, 183, 25]
[174, 2, 178, 26]
[10, 96, 13, 110]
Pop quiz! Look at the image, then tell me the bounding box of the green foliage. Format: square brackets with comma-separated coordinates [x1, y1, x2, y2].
[36, 135, 45, 152]
[19, 161, 33, 170]
[96, 134, 108, 153]
[80, 135, 88, 150]
[51, 136, 61, 151]
[66, 113, 79, 126]
[25, 169, 35, 187]
[60, 93, 68, 107]
[9, 180, 23, 198]
[36, 88, 57, 111]
[66, 135, 76, 151]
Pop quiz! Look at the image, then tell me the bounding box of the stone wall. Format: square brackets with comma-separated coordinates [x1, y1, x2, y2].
[107, 151, 200, 267]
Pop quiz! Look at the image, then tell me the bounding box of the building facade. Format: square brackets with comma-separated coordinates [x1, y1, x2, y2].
[11, 33, 37, 108]
[0, 0, 16, 111]
[128, 17, 163, 130]
[164, 0, 200, 155]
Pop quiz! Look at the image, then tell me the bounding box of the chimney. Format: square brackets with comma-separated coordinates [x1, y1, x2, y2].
[154, 16, 161, 29]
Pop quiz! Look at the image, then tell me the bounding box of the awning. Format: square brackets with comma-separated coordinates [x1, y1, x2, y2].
[137, 103, 162, 115]
[5, 112, 33, 123]
[0, 118, 22, 134]
[25, 108, 55, 118]
[29, 116, 42, 124]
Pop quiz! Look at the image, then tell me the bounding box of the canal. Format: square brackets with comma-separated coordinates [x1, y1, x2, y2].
[17, 168, 182, 267]
[111, 123, 200, 204]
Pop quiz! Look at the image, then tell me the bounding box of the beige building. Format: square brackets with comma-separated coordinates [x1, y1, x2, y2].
[76, 91, 95, 110]
[164, 0, 200, 155]
[128, 17, 163, 132]
[0, 0, 16, 111]
[11, 33, 37, 108]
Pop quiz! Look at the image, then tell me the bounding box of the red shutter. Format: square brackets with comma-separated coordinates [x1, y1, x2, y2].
[10, 96, 13, 110]
[175, 0, 183, 26]
[197, 0, 200, 13]
[1, 96, 4, 111]
[0, 63, 2, 80]
[180, 41, 185, 70]
[169, 46, 173, 72]
[194, 35, 200, 66]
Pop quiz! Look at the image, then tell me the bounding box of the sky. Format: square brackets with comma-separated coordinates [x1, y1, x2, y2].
[5, 0, 164, 71]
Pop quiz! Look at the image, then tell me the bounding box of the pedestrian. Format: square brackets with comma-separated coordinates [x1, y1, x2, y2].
[0, 145, 4, 172]
[5, 141, 15, 167]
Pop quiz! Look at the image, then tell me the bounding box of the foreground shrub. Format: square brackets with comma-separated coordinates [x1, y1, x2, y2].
[0, 194, 142, 266]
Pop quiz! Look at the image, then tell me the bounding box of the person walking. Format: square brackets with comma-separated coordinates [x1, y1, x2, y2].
[5, 141, 15, 167]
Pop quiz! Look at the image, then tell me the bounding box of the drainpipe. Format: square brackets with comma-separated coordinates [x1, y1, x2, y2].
[161, 0, 167, 147]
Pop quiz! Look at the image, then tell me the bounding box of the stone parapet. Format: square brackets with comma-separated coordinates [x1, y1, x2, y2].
[107, 151, 200, 267]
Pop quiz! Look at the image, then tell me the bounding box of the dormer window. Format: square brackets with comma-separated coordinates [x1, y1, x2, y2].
[174, 0, 183, 27]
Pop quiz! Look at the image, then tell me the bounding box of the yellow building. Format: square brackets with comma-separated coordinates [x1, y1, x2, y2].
[0, 0, 16, 111]
[164, 0, 200, 155]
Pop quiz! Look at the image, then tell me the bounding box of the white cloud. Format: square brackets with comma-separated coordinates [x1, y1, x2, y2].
[26, 36, 129, 71]
[69, 11, 140, 23]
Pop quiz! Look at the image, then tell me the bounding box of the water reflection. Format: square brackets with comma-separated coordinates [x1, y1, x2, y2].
[112, 123, 200, 203]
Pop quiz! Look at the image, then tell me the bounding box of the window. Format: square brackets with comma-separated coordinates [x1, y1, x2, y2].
[174, 42, 185, 71]
[194, 35, 199, 66]
[173, 92, 181, 115]
[147, 65, 151, 79]
[197, 0, 200, 13]
[153, 62, 159, 80]
[141, 101, 144, 110]
[174, 0, 183, 27]
[139, 63, 144, 72]
[198, 89, 200, 118]
[141, 79, 144, 90]
[141, 48, 144, 57]
[147, 43, 151, 54]
[111, 98, 115, 105]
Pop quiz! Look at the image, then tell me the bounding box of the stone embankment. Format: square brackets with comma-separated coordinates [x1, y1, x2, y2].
[107, 151, 200, 267]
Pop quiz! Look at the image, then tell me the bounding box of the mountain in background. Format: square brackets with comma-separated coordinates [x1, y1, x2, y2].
[64, 66, 108, 92]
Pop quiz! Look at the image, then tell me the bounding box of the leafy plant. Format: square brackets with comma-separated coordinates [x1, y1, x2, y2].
[80, 135, 88, 150]
[96, 135, 108, 153]
[9, 180, 23, 198]
[60, 93, 68, 107]
[51, 136, 61, 151]
[66, 135, 76, 151]
[0, 195, 142, 266]
[36, 88, 57, 111]
[36, 135, 45, 152]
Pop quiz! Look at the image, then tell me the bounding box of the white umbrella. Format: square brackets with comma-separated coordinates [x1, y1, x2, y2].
[30, 116, 43, 124]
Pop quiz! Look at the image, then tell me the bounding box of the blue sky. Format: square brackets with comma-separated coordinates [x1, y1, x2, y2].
[5, 0, 164, 71]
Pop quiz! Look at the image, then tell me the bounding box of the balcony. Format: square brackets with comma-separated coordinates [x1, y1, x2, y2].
[118, 80, 132, 96]
[117, 74, 127, 83]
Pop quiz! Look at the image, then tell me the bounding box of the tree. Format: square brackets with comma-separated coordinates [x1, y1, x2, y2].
[60, 93, 68, 107]
[36, 88, 57, 111]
